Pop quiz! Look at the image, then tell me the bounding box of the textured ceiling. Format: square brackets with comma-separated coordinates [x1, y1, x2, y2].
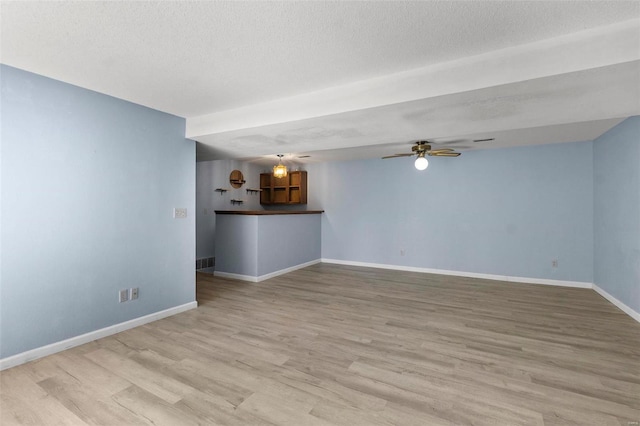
[1, 1, 639, 163]
[2, 1, 638, 117]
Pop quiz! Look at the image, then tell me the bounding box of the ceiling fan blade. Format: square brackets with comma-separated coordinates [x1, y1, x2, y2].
[428, 148, 455, 154]
[430, 139, 467, 146]
[382, 154, 414, 159]
[429, 152, 461, 157]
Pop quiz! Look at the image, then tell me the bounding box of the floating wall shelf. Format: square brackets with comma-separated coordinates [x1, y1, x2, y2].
[246, 188, 262, 194]
[215, 188, 228, 194]
[230, 199, 244, 205]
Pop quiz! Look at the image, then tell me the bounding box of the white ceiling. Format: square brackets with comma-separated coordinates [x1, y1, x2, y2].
[2, 1, 639, 163]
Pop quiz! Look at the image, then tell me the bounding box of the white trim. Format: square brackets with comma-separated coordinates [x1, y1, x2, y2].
[214, 259, 321, 283]
[0, 301, 198, 371]
[320, 258, 592, 288]
[256, 259, 321, 282]
[213, 271, 259, 282]
[593, 284, 640, 323]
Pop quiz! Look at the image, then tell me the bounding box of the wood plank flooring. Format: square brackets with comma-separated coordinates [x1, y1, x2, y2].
[2, 264, 639, 425]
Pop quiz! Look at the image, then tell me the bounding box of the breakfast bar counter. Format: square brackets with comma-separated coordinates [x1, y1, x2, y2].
[214, 210, 323, 282]
[215, 210, 324, 215]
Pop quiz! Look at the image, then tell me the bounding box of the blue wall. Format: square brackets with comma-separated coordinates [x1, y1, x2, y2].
[594, 117, 640, 313]
[196, 159, 264, 261]
[214, 215, 259, 277]
[1, 65, 196, 358]
[309, 140, 594, 283]
[257, 214, 321, 276]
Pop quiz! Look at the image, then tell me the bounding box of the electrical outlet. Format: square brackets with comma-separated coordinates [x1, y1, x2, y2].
[119, 289, 129, 303]
[552, 259, 558, 268]
[173, 208, 187, 219]
[130, 287, 139, 300]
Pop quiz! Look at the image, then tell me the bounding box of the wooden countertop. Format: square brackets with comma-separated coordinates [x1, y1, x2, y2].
[215, 210, 324, 215]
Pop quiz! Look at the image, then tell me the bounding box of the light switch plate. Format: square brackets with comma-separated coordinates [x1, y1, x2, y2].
[173, 208, 187, 219]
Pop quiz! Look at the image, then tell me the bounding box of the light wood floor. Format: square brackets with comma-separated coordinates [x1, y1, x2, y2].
[2, 264, 639, 425]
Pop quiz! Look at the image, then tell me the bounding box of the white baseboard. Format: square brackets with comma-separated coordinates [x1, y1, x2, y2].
[593, 284, 640, 323]
[214, 259, 321, 283]
[257, 259, 321, 282]
[213, 271, 259, 282]
[0, 301, 198, 371]
[321, 258, 592, 288]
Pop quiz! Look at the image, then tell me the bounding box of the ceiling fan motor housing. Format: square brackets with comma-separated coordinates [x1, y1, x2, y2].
[412, 142, 430, 153]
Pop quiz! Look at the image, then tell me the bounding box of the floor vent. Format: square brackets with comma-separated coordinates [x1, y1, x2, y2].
[196, 257, 215, 270]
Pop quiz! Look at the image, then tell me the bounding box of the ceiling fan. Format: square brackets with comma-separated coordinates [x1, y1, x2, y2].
[382, 141, 461, 170]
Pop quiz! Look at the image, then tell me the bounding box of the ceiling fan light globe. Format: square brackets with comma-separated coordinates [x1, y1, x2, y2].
[414, 156, 429, 170]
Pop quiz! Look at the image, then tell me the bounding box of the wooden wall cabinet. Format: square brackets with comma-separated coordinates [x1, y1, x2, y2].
[260, 171, 307, 205]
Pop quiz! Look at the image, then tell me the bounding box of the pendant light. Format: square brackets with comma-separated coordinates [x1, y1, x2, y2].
[273, 154, 288, 178]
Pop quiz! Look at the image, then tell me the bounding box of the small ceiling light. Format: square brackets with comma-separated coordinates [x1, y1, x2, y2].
[414, 153, 429, 171]
[273, 154, 288, 178]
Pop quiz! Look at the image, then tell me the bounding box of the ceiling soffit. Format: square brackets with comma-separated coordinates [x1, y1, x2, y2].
[190, 20, 640, 161]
